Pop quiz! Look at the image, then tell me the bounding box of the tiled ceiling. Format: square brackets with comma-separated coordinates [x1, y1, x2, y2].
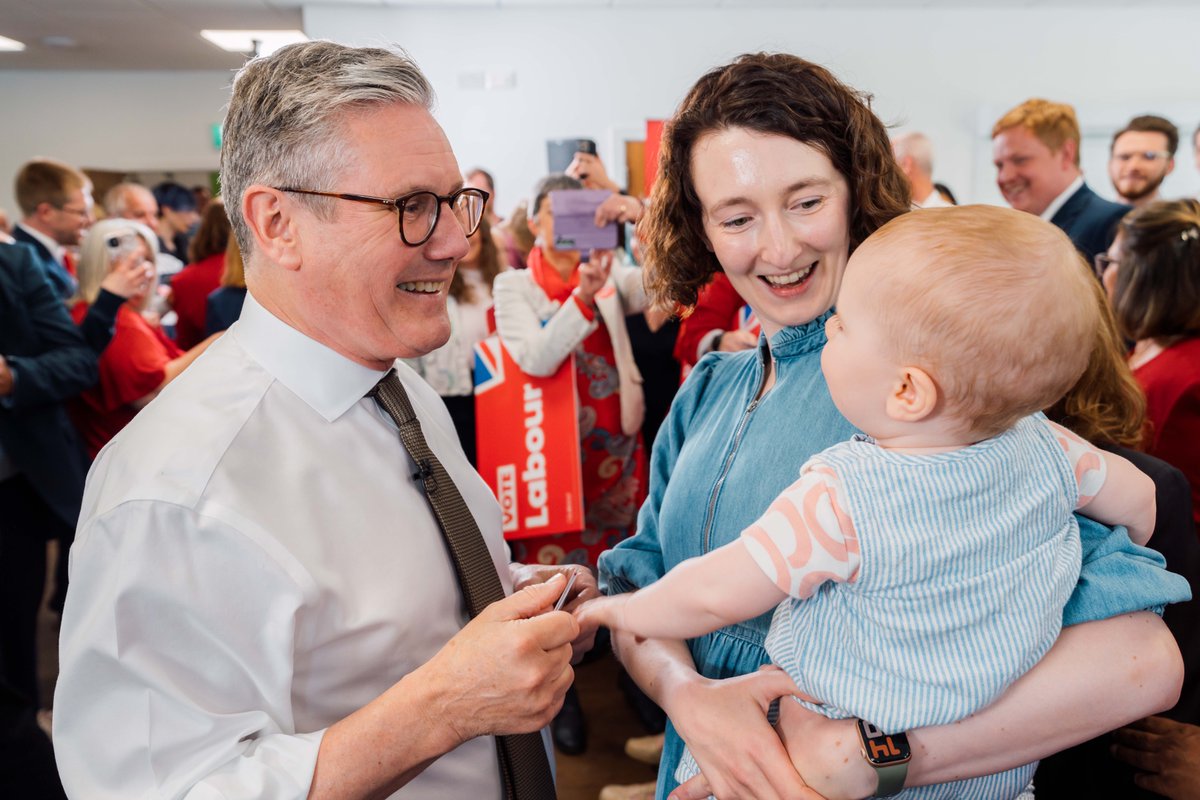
[0, 0, 1159, 70]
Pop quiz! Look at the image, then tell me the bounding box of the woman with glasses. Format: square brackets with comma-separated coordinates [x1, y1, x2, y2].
[1106, 199, 1200, 529]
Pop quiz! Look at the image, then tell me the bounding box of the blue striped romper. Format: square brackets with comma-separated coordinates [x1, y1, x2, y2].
[675, 414, 1100, 799]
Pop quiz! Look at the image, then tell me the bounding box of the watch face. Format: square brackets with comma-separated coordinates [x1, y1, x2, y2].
[857, 719, 912, 766]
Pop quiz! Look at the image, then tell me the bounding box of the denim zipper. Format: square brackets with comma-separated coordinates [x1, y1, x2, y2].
[701, 344, 774, 554]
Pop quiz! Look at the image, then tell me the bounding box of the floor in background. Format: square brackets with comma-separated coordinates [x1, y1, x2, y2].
[558, 651, 662, 799]
[38, 543, 658, 799]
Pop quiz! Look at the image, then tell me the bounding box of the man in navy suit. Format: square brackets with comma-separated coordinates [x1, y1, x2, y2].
[11, 158, 92, 300]
[0, 242, 97, 707]
[992, 99, 1130, 263]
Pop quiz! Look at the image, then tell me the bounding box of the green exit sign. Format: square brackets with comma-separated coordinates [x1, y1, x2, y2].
[211, 123, 223, 150]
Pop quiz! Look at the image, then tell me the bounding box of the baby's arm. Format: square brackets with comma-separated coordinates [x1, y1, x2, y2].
[1047, 420, 1156, 545]
[577, 540, 789, 640]
[578, 466, 861, 639]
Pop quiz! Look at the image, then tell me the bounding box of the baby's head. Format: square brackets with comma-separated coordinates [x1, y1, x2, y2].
[823, 205, 1097, 442]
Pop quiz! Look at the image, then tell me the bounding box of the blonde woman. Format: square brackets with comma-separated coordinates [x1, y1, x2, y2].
[67, 218, 218, 457]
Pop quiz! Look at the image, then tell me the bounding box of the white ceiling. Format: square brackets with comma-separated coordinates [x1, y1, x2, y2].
[0, 0, 1164, 71]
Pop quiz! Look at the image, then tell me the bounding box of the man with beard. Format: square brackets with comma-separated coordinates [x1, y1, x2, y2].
[993, 98, 1130, 261]
[1108, 115, 1178, 208]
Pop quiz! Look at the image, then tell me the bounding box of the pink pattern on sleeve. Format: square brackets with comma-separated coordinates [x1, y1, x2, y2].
[1047, 420, 1108, 506]
[738, 464, 861, 598]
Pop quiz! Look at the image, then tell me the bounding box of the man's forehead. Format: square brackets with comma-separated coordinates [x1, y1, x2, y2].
[1113, 130, 1168, 151]
[339, 104, 461, 190]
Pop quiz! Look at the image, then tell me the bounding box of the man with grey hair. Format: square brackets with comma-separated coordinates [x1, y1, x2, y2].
[104, 181, 184, 279]
[54, 41, 592, 799]
[891, 131, 951, 208]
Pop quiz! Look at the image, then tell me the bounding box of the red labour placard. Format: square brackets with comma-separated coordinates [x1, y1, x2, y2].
[474, 336, 584, 539]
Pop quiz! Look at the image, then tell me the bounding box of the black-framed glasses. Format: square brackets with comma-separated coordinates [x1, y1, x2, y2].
[276, 186, 489, 246]
[1093, 253, 1117, 279]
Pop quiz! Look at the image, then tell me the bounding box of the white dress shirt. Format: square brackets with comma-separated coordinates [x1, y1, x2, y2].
[915, 186, 953, 208]
[55, 292, 517, 799]
[15, 222, 68, 267]
[1040, 175, 1084, 222]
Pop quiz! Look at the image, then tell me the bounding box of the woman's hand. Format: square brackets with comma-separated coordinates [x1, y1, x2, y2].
[101, 251, 155, 300]
[566, 151, 620, 193]
[575, 251, 613, 308]
[594, 193, 643, 227]
[665, 666, 825, 800]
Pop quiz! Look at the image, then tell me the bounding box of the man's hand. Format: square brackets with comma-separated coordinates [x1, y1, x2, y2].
[0, 355, 13, 397]
[422, 574, 579, 746]
[101, 251, 155, 300]
[1112, 716, 1200, 800]
[511, 563, 601, 662]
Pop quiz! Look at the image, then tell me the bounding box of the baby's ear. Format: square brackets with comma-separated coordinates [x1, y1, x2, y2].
[886, 366, 938, 423]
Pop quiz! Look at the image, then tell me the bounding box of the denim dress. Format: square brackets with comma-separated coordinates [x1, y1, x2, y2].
[598, 313, 1189, 800]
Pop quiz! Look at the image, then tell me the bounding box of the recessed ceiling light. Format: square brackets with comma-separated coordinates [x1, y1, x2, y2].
[200, 29, 309, 57]
[0, 35, 26, 52]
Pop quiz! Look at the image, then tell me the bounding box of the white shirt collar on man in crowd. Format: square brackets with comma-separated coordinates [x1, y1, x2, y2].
[15, 221, 67, 266]
[916, 187, 953, 209]
[1039, 175, 1084, 222]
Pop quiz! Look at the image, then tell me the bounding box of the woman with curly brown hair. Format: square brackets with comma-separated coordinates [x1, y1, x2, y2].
[596, 52, 1184, 800]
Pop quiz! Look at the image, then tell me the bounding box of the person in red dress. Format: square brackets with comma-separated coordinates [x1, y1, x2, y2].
[1106, 199, 1200, 528]
[492, 173, 655, 753]
[169, 198, 230, 349]
[67, 218, 220, 458]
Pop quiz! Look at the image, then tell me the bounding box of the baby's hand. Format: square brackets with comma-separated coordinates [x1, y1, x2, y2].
[573, 594, 629, 636]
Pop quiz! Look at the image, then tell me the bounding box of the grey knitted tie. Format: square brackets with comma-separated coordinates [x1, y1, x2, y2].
[369, 369, 557, 800]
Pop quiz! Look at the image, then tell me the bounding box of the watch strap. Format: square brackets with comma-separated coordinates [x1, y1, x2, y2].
[874, 761, 908, 797]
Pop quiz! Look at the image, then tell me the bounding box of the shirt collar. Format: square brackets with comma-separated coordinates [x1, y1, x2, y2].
[1040, 175, 1084, 222]
[765, 309, 834, 360]
[16, 223, 65, 265]
[231, 291, 388, 422]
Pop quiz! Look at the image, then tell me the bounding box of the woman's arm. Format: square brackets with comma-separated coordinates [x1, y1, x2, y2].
[760, 611, 1184, 800]
[492, 271, 594, 377]
[130, 332, 220, 409]
[615, 632, 821, 800]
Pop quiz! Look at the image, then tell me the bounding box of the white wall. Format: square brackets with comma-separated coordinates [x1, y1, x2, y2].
[1, 6, 1198, 221]
[0, 70, 232, 217]
[305, 4, 1200, 218]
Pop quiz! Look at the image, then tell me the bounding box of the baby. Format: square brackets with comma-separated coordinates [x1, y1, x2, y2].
[578, 206, 1156, 799]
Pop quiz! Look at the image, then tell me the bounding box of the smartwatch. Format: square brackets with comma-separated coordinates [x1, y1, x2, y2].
[856, 718, 911, 797]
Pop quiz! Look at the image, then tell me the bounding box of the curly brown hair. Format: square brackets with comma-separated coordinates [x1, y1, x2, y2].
[640, 52, 911, 309]
[1046, 273, 1146, 448]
